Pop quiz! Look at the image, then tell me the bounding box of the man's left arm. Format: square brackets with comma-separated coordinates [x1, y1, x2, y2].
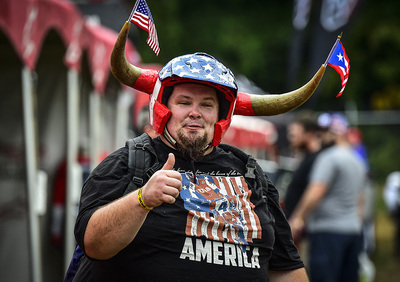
[269, 268, 309, 282]
[263, 174, 307, 279]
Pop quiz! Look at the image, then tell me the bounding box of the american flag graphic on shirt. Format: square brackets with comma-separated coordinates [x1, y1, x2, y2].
[180, 173, 262, 245]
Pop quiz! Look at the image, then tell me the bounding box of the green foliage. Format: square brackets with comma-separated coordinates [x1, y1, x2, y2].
[135, 0, 400, 111]
[139, 0, 293, 92]
[362, 124, 400, 183]
[347, 0, 400, 110]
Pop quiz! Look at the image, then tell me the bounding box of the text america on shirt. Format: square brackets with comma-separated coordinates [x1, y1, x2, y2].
[179, 172, 262, 267]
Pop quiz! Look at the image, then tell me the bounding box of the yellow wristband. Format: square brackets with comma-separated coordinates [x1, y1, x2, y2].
[137, 187, 153, 210]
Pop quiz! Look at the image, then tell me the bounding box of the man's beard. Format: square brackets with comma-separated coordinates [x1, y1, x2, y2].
[293, 142, 307, 152]
[175, 129, 210, 160]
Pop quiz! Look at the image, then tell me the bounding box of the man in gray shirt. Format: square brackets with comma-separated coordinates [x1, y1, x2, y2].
[289, 112, 367, 282]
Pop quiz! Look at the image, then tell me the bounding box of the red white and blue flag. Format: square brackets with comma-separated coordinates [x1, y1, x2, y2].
[129, 0, 160, 55]
[180, 173, 262, 245]
[327, 41, 350, 97]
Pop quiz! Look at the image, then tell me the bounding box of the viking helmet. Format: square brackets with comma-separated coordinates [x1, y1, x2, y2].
[111, 21, 326, 146]
[151, 52, 238, 146]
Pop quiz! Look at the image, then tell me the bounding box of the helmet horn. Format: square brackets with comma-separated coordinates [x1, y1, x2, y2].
[111, 21, 325, 116]
[110, 21, 142, 87]
[110, 21, 158, 93]
[234, 65, 326, 116]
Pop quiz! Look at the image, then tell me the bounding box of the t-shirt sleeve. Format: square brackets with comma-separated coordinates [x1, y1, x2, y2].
[310, 151, 335, 185]
[74, 146, 132, 254]
[266, 175, 305, 271]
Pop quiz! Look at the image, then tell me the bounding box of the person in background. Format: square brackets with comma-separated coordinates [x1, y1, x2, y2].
[283, 112, 324, 256]
[347, 127, 376, 282]
[347, 127, 369, 171]
[289, 112, 367, 282]
[384, 171, 400, 258]
[284, 112, 324, 220]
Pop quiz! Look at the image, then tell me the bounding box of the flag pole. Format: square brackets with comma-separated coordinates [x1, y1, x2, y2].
[324, 32, 343, 67]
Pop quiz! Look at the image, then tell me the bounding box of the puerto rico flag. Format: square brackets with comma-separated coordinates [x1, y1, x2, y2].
[328, 41, 350, 97]
[180, 173, 262, 245]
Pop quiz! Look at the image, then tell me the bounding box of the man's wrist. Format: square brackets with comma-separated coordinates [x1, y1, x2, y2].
[137, 187, 153, 210]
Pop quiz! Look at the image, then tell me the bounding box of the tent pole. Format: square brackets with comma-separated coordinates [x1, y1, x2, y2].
[22, 66, 43, 282]
[89, 91, 102, 169]
[115, 89, 132, 148]
[65, 69, 81, 271]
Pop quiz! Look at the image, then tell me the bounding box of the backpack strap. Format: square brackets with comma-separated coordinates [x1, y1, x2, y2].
[65, 134, 161, 280]
[124, 133, 161, 195]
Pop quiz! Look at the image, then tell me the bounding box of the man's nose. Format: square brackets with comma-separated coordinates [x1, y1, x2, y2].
[188, 105, 201, 119]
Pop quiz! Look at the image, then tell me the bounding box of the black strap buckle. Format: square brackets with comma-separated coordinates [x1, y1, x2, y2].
[132, 176, 144, 186]
[245, 157, 257, 179]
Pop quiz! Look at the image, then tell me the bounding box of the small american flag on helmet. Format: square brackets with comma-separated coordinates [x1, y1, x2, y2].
[129, 0, 160, 55]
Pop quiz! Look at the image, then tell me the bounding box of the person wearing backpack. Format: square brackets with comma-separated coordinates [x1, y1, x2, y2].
[68, 21, 327, 280]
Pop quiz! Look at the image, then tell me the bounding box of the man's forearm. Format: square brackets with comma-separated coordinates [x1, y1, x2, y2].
[83, 189, 149, 260]
[269, 267, 309, 282]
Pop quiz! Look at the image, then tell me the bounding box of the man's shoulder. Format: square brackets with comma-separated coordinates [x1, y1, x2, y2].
[217, 143, 248, 157]
[98, 146, 129, 167]
[91, 146, 129, 175]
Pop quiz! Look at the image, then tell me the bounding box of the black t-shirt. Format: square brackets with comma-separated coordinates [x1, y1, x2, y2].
[283, 151, 321, 219]
[73, 137, 303, 281]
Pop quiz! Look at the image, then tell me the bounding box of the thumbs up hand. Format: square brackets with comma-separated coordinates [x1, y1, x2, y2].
[139, 153, 182, 209]
[161, 152, 176, 171]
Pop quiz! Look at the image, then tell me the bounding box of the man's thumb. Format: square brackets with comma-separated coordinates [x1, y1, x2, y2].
[162, 153, 175, 170]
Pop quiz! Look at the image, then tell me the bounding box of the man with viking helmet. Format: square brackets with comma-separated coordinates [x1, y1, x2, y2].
[71, 21, 325, 281]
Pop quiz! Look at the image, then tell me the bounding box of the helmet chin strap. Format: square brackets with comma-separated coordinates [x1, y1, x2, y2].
[163, 127, 177, 148]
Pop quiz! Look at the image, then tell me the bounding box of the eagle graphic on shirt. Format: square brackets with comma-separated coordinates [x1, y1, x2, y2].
[180, 173, 261, 245]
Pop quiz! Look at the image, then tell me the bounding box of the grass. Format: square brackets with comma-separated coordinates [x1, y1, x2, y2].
[370, 185, 400, 282]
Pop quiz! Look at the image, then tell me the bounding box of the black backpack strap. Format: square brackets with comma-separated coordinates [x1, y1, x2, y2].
[65, 134, 160, 280]
[124, 133, 160, 195]
[245, 156, 257, 180]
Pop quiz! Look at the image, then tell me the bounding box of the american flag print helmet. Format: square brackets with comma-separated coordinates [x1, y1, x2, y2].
[150, 52, 238, 146]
